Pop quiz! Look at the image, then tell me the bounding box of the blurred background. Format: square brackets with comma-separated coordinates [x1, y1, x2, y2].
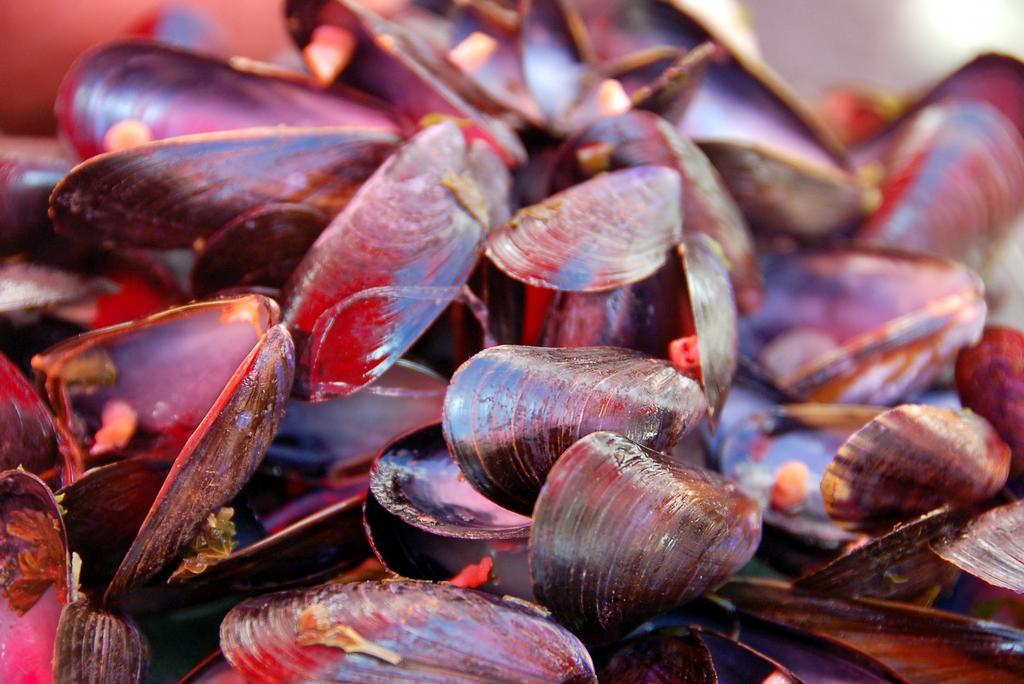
[2, 0, 1023, 135]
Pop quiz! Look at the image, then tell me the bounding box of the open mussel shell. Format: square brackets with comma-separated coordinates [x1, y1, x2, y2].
[718, 404, 876, 555]
[0, 470, 70, 682]
[720, 578, 1024, 682]
[282, 122, 487, 400]
[856, 102, 1024, 274]
[794, 507, 963, 603]
[53, 599, 148, 684]
[0, 350, 59, 476]
[956, 326, 1024, 477]
[550, 109, 762, 312]
[821, 404, 1010, 532]
[681, 233, 738, 424]
[180, 650, 245, 684]
[366, 423, 532, 598]
[56, 41, 403, 159]
[932, 498, 1024, 594]
[50, 126, 400, 250]
[486, 166, 682, 293]
[740, 245, 986, 404]
[265, 360, 445, 481]
[288, 0, 527, 165]
[443, 346, 706, 513]
[574, 0, 865, 238]
[102, 322, 294, 602]
[60, 459, 170, 587]
[530, 432, 761, 644]
[0, 137, 73, 256]
[32, 295, 281, 475]
[168, 491, 369, 597]
[609, 42, 715, 124]
[219, 580, 596, 683]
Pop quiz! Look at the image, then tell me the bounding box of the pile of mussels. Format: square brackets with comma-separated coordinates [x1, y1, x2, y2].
[3, 0, 1024, 681]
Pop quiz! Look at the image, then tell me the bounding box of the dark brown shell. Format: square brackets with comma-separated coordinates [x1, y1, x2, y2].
[219, 580, 596, 683]
[0, 136, 72, 256]
[530, 432, 761, 644]
[443, 346, 706, 513]
[794, 507, 963, 602]
[50, 127, 398, 250]
[0, 350, 58, 476]
[721, 579, 1024, 683]
[53, 600, 148, 684]
[821, 405, 1010, 532]
[103, 324, 294, 602]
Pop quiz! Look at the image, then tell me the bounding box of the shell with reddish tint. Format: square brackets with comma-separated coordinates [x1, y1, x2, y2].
[32, 295, 281, 474]
[857, 102, 1024, 273]
[530, 432, 761, 644]
[50, 127, 399, 250]
[365, 424, 532, 599]
[740, 246, 986, 405]
[443, 346, 706, 514]
[486, 166, 682, 293]
[282, 122, 487, 400]
[56, 41, 403, 159]
[821, 405, 1010, 532]
[0, 351, 59, 476]
[219, 581, 596, 683]
[955, 326, 1024, 477]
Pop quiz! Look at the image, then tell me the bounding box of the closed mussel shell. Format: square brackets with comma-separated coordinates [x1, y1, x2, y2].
[530, 432, 761, 644]
[443, 346, 706, 514]
[821, 405, 1010, 532]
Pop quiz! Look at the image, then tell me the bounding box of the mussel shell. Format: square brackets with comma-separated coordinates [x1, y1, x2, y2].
[821, 405, 1010, 532]
[219, 580, 596, 683]
[720, 579, 1024, 683]
[282, 122, 486, 399]
[0, 350, 58, 476]
[56, 41, 403, 159]
[718, 403, 877, 550]
[443, 346, 706, 513]
[0, 137, 72, 256]
[598, 629, 717, 683]
[740, 246, 986, 404]
[530, 432, 761, 644]
[856, 102, 1024, 274]
[955, 326, 1024, 477]
[50, 127, 399, 250]
[33, 295, 280, 474]
[103, 324, 294, 602]
[932, 498, 1024, 594]
[60, 459, 170, 587]
[681, 234, 739, 424]
[486, 166, 682, 293]
[366, 423, 532, 598]
[550, 109, 762, 313]
[180, 650, 245, 684]
[794, 507, 963, 603]
[53, 600, 148, 684]
[190, 203, 328, 298]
